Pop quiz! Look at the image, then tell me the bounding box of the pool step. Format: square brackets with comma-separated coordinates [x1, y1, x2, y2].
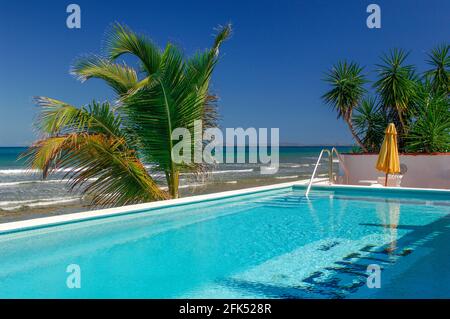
[254, 195, 324, 208]
[225, 235, 401, 298]
[181, 233, 417, 299]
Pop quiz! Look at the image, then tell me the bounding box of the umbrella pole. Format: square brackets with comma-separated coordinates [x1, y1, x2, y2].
[385, 173, 388, 186]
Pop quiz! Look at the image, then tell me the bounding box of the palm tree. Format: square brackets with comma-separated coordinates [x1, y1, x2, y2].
[322, 61, 368, 152]
[24, 23, 231, 205]
[352, 96, 387, 152]
[373, 49, 417, 133]
[425, 44, 450, 94]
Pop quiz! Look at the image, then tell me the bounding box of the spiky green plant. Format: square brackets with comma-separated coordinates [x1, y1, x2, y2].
[322, 61, 368, 152]
[425, 44, 450, 95]
[353, 96, 388, 153]
[405, 91, 450, 153]
[24, 23, 231, 205]
[374, 49, 417, 133]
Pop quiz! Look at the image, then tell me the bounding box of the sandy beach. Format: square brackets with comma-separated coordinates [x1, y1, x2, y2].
[0, 175, 309, 223]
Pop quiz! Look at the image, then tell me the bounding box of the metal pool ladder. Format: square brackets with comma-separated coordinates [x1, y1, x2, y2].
[305, 147, 345, 198]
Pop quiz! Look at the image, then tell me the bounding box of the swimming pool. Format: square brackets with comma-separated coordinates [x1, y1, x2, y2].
[0, 185, 449, 298]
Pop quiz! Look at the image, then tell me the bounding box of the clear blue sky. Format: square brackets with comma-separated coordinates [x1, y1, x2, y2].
[0, 0, 448, 146]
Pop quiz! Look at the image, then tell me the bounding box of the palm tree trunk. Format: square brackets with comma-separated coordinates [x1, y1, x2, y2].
[171, 170, 179, 199]
[346, 120, 368, 153]
[391, 108, 406, 150]
[166, 170, 179, 199]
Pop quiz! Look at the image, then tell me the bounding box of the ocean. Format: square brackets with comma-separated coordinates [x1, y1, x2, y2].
[0, 146, 352, 221]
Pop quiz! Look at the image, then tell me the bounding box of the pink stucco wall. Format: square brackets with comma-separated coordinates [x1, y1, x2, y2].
[338, 154, 450, 189]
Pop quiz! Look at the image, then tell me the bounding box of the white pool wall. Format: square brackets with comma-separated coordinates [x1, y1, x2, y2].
[339, 153, 450, 189]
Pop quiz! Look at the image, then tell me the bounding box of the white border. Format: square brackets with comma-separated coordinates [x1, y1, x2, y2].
[1, 178, 448, 234]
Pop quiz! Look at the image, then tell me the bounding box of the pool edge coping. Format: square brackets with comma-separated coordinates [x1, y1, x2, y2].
[0, 179, 314, 234]
[1, 179, 449, 234]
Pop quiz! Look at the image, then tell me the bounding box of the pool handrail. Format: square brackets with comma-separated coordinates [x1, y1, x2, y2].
[305, 147, 350, 197]
[305, 148, 332, 197]
[331, 147, 349, 185]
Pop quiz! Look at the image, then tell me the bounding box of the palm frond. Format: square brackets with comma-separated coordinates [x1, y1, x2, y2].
[322, 61, 367, 121]
[374, 49, 417, 129]
[202, 94, 220, 130]
[71, 56, 139, 95]
[23, 133, 168, 206]
[105, 23, 162, 75]
[34, 97, 124, 138]
[406, 92, 450, 153]
[212, 23, 232, 56]
[424, 44, 450, 94]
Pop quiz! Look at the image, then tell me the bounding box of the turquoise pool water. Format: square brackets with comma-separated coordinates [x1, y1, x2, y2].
[0, 186, 449, 298]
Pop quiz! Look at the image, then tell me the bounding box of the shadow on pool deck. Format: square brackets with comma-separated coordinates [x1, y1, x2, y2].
[219, 214, 450, 299]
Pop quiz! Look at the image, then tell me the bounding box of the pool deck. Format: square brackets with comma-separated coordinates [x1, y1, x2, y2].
[1, 178, 449, 234]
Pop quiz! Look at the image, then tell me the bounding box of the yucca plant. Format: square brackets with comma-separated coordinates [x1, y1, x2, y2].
[405, 90, 450, 153]
[353, 96, 388, 153]
[24, 23, 231, 205]
[425, 44, 450, 95]
[322, 61, 368, 152]
[374, 49, 417, 134]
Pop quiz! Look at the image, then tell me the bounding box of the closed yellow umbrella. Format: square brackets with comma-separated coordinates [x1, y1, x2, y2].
[376, 123, 400, 186]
